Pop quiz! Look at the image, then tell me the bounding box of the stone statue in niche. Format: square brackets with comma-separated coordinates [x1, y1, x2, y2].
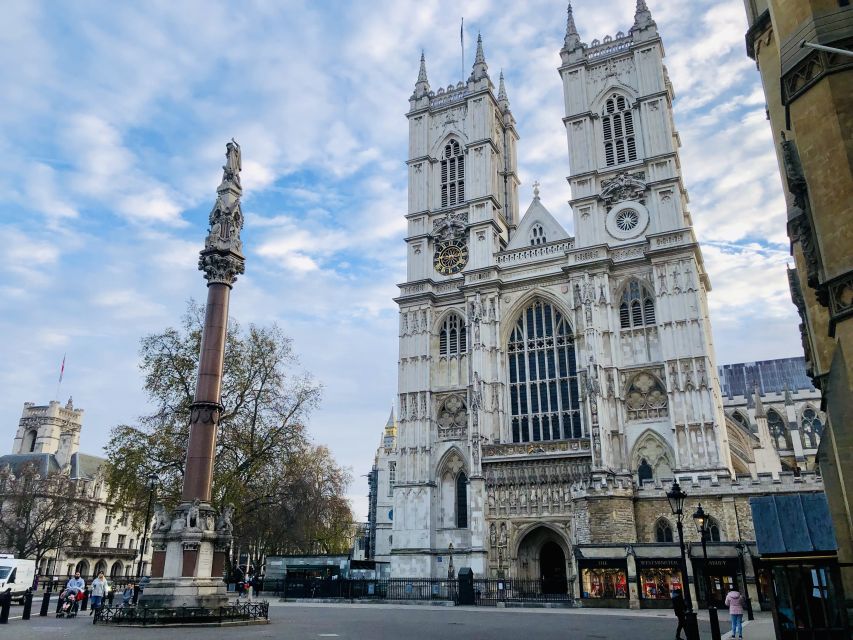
[490, 523, 497, 547]
[499, 522, 508, 547]
[186, 499, 201, 530]
[153, 504, 171, 532]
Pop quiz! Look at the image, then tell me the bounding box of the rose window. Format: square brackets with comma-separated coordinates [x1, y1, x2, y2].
[615, 208, 639, 231]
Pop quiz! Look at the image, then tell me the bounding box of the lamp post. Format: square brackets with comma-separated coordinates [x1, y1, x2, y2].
[735, 543, 754, 620]
[448, 542, 455, 579]
[666, 481, 700, 640]
[136, 473, 158, 579]
[693, 503, 721, 640]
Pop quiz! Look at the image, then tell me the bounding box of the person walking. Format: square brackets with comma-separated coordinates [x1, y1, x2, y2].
[725, 587, 745, 639]
[671, 588, 687, 640]
[89, 572, 109, 616]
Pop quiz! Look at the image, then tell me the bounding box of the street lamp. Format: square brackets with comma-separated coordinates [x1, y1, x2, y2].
[136, 472, 158, 579]
[693, 503, 721, 640]
[666, 481, 700, 640]
[447, 542, 455, 579]
[735, 543, 755, 620]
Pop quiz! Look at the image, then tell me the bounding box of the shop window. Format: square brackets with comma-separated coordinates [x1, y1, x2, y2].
[639, 565, 683, 600]
[581, 566, 628, 599]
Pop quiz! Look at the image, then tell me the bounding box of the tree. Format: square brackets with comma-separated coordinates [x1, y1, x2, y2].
[104, 301, 354, 563]
[0, 462, 95, 568]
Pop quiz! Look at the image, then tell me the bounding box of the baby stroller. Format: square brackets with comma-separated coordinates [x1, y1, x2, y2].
[56, 589, 83, 618]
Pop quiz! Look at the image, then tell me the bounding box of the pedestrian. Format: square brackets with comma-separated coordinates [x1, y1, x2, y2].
[671, 588, 687, 640]
[245, 573, 253, 601]
[89, 571, 109, 616]
[121, 583, 135, 608]
[725, 587, 745, 639]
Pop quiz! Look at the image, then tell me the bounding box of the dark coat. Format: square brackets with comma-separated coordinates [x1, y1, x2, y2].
[672, 593, 686, 617]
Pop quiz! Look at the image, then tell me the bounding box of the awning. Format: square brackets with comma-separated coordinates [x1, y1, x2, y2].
[749, 493, 837, 556]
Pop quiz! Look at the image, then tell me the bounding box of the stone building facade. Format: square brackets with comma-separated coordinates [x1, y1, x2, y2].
[366, 1, 830, 609]
[742, 0, 853, 614]
[0, 399, 152, 579]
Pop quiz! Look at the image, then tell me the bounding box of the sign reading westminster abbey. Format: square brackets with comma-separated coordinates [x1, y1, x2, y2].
[368, 2, 825, 603]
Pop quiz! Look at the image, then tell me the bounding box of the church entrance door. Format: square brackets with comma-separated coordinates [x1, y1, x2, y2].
[539, 541, 568, 594]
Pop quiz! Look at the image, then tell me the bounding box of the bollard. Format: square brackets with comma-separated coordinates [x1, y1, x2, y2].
[39, 590, 51, 617]
[708, 605, 722, 640]
[55, 592, 63, 613]
[22, 589, 33, 620]
[107, 589, 115, 606]
[0, 590, 11, 624]
[81, 588, 89, 611]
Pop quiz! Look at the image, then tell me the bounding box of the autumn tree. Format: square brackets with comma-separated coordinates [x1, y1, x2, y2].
[0, 462, 95, 568]
[104, 301, 354, 563]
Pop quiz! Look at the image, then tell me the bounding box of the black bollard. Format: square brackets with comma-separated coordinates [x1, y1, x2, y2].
[0, 590, 11, 624]
[709, 605, 722, 640]
[39, 590, 51, 617]
[80, 589, 89, 611]
[108, 589, 115, 606]
[22, 589, 33, 620]
[55, 592, 63, 613]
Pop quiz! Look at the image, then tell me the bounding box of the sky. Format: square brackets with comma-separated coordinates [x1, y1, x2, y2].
[0, 0, 802, 522]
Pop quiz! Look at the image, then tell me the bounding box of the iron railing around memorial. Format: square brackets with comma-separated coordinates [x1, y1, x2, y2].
[473, 578, 573, 607]
[93, 601, 269, 625]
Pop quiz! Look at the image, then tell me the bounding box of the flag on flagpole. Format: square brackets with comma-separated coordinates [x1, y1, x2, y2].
[59, 354, 66, 384]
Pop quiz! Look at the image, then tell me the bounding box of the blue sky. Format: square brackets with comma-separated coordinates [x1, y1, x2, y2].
[0, 0, 801, 520]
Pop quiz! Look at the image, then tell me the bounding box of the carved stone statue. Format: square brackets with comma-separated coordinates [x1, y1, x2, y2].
[215, 504, 234, 534]
[499, 522, 508, 547]
[153, 503, 171, 532]
[490, 523, 497, 547]
[224, 139, 241, 180]
[186, 499, 201, 530]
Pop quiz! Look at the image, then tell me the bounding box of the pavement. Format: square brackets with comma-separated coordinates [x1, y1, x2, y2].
[0, 597, 777, 640]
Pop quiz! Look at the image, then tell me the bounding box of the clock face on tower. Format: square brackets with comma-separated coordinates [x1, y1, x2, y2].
[433, 239, 469, 275]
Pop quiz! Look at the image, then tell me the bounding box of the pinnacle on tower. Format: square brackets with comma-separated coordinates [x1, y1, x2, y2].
[497, 70, 510, 110]
[563, 2, 582, 52]
[753, 386, 766, 418]
[469, 33, 489, 82]
[413, 50, 430, 98]
[631, 0, 656, 33]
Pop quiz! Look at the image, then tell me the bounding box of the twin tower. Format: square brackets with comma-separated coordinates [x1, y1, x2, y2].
[383, 1, 732, 578]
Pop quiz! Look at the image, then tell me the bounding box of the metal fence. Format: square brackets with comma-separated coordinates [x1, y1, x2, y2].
[474, 579, 573, 607]
[262, 577, 459, 603]
[93, 601, 269, 625]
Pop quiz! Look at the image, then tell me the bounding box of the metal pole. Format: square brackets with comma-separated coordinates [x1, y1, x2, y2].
[701, 532, 721, 640]
[675, 518, 700, 640]
[737, 544, 755, 621]
[800, 40, 853, 57]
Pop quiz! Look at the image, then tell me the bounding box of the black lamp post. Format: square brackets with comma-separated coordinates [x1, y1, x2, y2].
[735, 543, 755, 620]
[666, 481, 700, 640]
[136, 473, 158, 579]
[448, 542, 455, 579]
[693, 503, 721, 640]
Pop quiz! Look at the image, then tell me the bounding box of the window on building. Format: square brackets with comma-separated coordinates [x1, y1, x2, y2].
[388, 462, 396, 498]
[732, 411, 753, 434]
[105, 510, 113, 525]
[625, 373, 668, 420]
[440, 139, 465, 207]
[767, 410, 792, 450]
[801, 407, 823, 449]
[129, 539, 135, 552]
[619, 280, 655, 329]
[707, 518, 722, 542]
[530, 223, 547, 246]
[119, 511, 128, 526]
[508, 299, 582, 443]
[638, 458, 654, 483]
[602, 94, 637, 167]
[116, 534, 126, 549]
[25, 430, 38, 453]
[655, 518, 674, 543]
[100, 533, 110, 548]
[456, 472, 468, 528]
[439, 313, 467, 357]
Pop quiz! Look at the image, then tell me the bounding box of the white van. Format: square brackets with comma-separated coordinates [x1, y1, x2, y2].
[0, 557, 36, 602]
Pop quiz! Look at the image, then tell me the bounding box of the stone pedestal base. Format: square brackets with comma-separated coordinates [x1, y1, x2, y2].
[140, 576, 229, 609]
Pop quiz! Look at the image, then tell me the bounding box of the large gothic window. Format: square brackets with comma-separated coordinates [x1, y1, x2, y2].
[456, 472, 468, 528]
[441, 140, 465, 208]
[619, 280, 656, 329]
[507, 299, 582, 443]
[439, 313, 467, 357]
[800, 407, 823, 448]
[602, 94, 637, 167]
[767, 410, 792, 450]
[626, 373, 668, 420]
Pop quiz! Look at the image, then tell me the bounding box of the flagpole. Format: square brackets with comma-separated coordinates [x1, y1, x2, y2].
[461, 17, 464, 82]
[56, 353, 65, 401]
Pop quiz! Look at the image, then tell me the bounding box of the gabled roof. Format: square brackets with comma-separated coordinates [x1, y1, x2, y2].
[70, 452, 104, 480]
[0, 453, 60, 476]
[505, 194, 570, 252]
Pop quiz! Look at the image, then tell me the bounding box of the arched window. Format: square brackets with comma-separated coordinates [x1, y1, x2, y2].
[732, 411, 753, 434]
[530, 223, 547, 246]
[626, 373, 668, 420]
[655, 518, 674, 543]
[439, 314, 467, 357]
[619, 280, 655, 329]
[507, 300, 582, 443]
[800, 407, 823, 448]
[767, 410, 792, 450]
[24, 429, 38, 453]
[456, 472, 468, 528]
[638, 458, 654, 483]
[602, 94, 637, 167]
[707, 518, 722, 542]
[441, 140, 465, 207]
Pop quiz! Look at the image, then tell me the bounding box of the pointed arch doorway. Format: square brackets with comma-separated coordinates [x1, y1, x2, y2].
[540, 541, 568, 594]
[516, 525, 570, 595]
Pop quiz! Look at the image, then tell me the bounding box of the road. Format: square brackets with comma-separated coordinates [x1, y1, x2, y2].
[4, 599, 733, 639]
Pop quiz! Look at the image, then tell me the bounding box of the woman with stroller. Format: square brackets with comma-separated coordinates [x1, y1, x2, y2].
[89, 571, 109, 616]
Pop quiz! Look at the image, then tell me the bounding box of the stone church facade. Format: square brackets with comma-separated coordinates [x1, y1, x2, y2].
[372, 2, 825, 609]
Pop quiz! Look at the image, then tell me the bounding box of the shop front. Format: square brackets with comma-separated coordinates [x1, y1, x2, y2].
[577, 557, 630, 608]
[636, 557, 684, 609]
[691, 555, 739, 608]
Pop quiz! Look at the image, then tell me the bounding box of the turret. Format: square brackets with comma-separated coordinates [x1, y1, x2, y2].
[468, 34, 490, 84]
[413, 51, 430, 99]
[562, 2, 583, 54]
